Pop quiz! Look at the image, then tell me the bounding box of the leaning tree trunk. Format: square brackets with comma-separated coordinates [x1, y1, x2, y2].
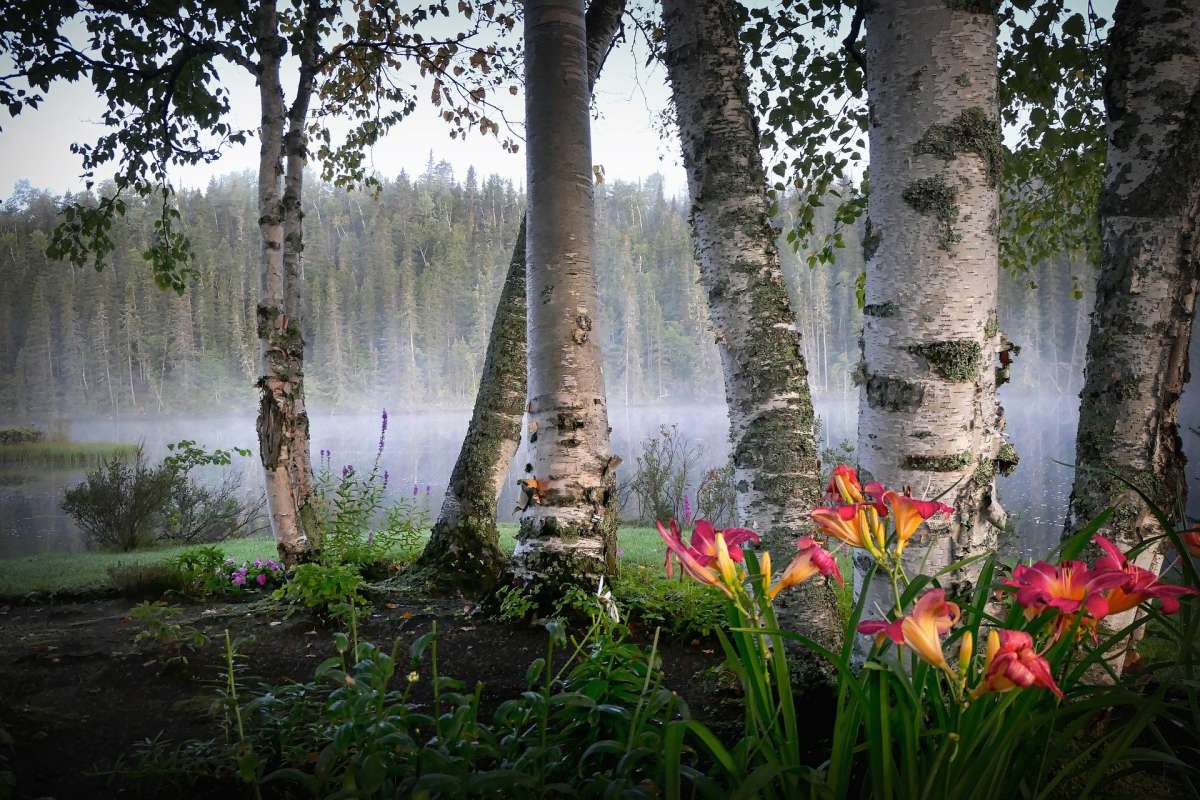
[513, 0, 620, 585]
[254, 0, 320, 564]
[1066, 0, 1200, 622]
[661, 0, 842, 677]
[860, 1, 1008, 591]
[420, 0, 626, 591]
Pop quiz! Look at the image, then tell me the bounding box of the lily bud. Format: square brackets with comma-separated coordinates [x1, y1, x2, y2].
[759, 550, 772, 589]
[958, 632, 973, 674]
[985, 629, 1000, 671]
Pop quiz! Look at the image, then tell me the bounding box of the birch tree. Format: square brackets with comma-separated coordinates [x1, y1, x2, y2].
[660, 0, 842, 669]
[420, 0, 627, 591]
[513, 0, 620, 584]
[859, 0, 1008, 583]
[1067, 0, 1200, 564]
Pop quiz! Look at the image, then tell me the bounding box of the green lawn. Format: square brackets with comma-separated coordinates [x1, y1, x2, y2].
[0, 525, 667, 598]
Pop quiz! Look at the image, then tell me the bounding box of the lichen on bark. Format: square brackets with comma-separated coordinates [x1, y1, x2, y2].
[902, 175, 961, 250]
[914, 106, 1003, 186]
[907, 339, 984, 382]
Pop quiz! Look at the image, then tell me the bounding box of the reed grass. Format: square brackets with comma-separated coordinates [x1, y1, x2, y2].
[0, 441, 139, 468]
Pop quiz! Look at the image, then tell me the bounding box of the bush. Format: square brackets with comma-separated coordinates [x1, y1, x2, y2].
[622, 424, 701, 525]
[107, 561, 187, 597]
[62, 441, 261, 552]
[0, 426, 44, 445]
[66, 449, 176, 551]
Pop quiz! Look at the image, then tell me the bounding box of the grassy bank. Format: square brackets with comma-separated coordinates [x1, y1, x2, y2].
[0, 524, 667, 598]
[0, 441, 139, 468]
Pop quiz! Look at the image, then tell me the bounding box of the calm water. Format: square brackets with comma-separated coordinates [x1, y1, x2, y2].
[2, 393, 1197, 559]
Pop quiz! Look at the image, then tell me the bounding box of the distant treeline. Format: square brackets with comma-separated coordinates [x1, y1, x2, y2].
[0, 161, 1092, 416]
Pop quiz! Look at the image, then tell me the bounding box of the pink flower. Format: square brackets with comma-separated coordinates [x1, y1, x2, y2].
[231, 572, 246, 587]
[767, 537, 842, 599]
[859, 588, 960, 668]
[1092, 535, 1198, 615]
[657, 518, 760, 596]
[256, 573, 268, 587]
[973, 629, 1062, 699]
[882, 491, 953, 555]
[1004, 559, 1125, 621]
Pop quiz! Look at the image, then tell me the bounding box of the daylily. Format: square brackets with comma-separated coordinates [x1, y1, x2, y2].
[883, 491, 954, 556]
[1181, 529, 1200, 557]
[767, 537, 842, 599]
[972, 629, 1062, 699]
[658, 519, 759, 596]
[1092, 534, 1198, 615]
[1004, 559, 1125, 626]
[825, 465, 864, 504]
[811, 503, 885, 556]
[858, 588, 961, 669]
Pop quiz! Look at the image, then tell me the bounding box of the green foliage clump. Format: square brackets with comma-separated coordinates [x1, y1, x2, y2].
[611, 565, 726, 639]
[128, 601, 207, 665]
[0, 426, 44, 445]
[274, 563, 366, 623]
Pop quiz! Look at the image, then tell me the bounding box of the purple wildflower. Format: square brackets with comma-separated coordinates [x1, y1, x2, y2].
[383, 470, 390, 489]
[254, 559, 263, 568]
[682, 492, 693, 523]
[342, 464, 355, 479]
[425, 484, 431, 495]
[413, 484, 419, 497]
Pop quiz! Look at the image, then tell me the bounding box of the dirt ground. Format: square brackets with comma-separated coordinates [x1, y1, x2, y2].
[0, 594, 735, 799]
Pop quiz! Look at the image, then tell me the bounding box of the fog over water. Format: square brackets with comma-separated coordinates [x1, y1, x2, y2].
[6, 387, 1196, 560]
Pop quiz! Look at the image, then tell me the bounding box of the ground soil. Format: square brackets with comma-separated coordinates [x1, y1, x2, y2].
[0, 592, 736, 800]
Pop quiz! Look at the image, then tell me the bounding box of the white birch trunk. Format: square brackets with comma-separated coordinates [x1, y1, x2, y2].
[254, 0, 317, 564]
[1067, 0, 1200, 661]
[513, 0, 620, 583]
[860, 1, 1007, 593]
[662, 0, 843, 673]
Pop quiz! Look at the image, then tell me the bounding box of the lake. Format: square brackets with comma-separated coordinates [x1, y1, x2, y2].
[2, 391, 1197, 559]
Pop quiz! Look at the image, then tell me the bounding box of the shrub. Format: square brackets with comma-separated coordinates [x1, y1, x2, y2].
[0, 426, 44, 445]
[62, 441, 260, 551]
[65, 448, 175, 551]
[107, 561, 187, 597]
[611, 564, 726, 639]
[622, 424, 701, 524]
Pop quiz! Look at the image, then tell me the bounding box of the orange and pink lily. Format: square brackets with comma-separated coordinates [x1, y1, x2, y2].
[657, 518, 760, 596]
[765, 537, 842, 599]
[972, 629, 1062, 699]
[883, 490, 954, 556]
[858, 588, 961, 669]
[1092, 534, 1198, 615]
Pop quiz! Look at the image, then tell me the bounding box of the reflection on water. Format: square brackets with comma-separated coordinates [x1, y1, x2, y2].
[2, 392, 1196, 560]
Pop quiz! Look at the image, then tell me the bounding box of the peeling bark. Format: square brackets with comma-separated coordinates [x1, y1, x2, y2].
[513, 0, 619, 585]
[662, 0, 842, 679]
[1066, 0, 1200, 657]
[255, 0, 321, 564]
[859, 1, 1007, 594]
[421, 0, 626, 591]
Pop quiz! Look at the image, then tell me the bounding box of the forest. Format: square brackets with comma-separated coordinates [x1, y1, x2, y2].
[0, 169, 1092, 414]
[0, 0, 1197, 798]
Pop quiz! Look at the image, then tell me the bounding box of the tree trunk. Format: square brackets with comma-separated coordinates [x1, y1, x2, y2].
[254, 0, 319, 564]
[662, 0, 842, 678]
[420, 0, 626, 591]
[1066, 0, 1200, 602]
[513, 0, 619, 585]
[859, 1, 1007, 590]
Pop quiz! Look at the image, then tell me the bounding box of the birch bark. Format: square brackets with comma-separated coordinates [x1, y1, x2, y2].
[512, 0, 620, 583]
[421, 0, 626, 591]
[254, 0, 321, 564]
[662, 0, 843, 674]
[860, 0, 1007, 591]
[1066, 0, 1200, 620]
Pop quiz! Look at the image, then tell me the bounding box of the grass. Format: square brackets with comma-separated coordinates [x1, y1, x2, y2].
[0, 441, 139, 468]
[0, 537, 276, 597]
[0, 525, 667, 599]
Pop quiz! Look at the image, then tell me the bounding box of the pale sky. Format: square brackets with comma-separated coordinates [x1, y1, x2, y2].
[0, 19, 689, 200]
